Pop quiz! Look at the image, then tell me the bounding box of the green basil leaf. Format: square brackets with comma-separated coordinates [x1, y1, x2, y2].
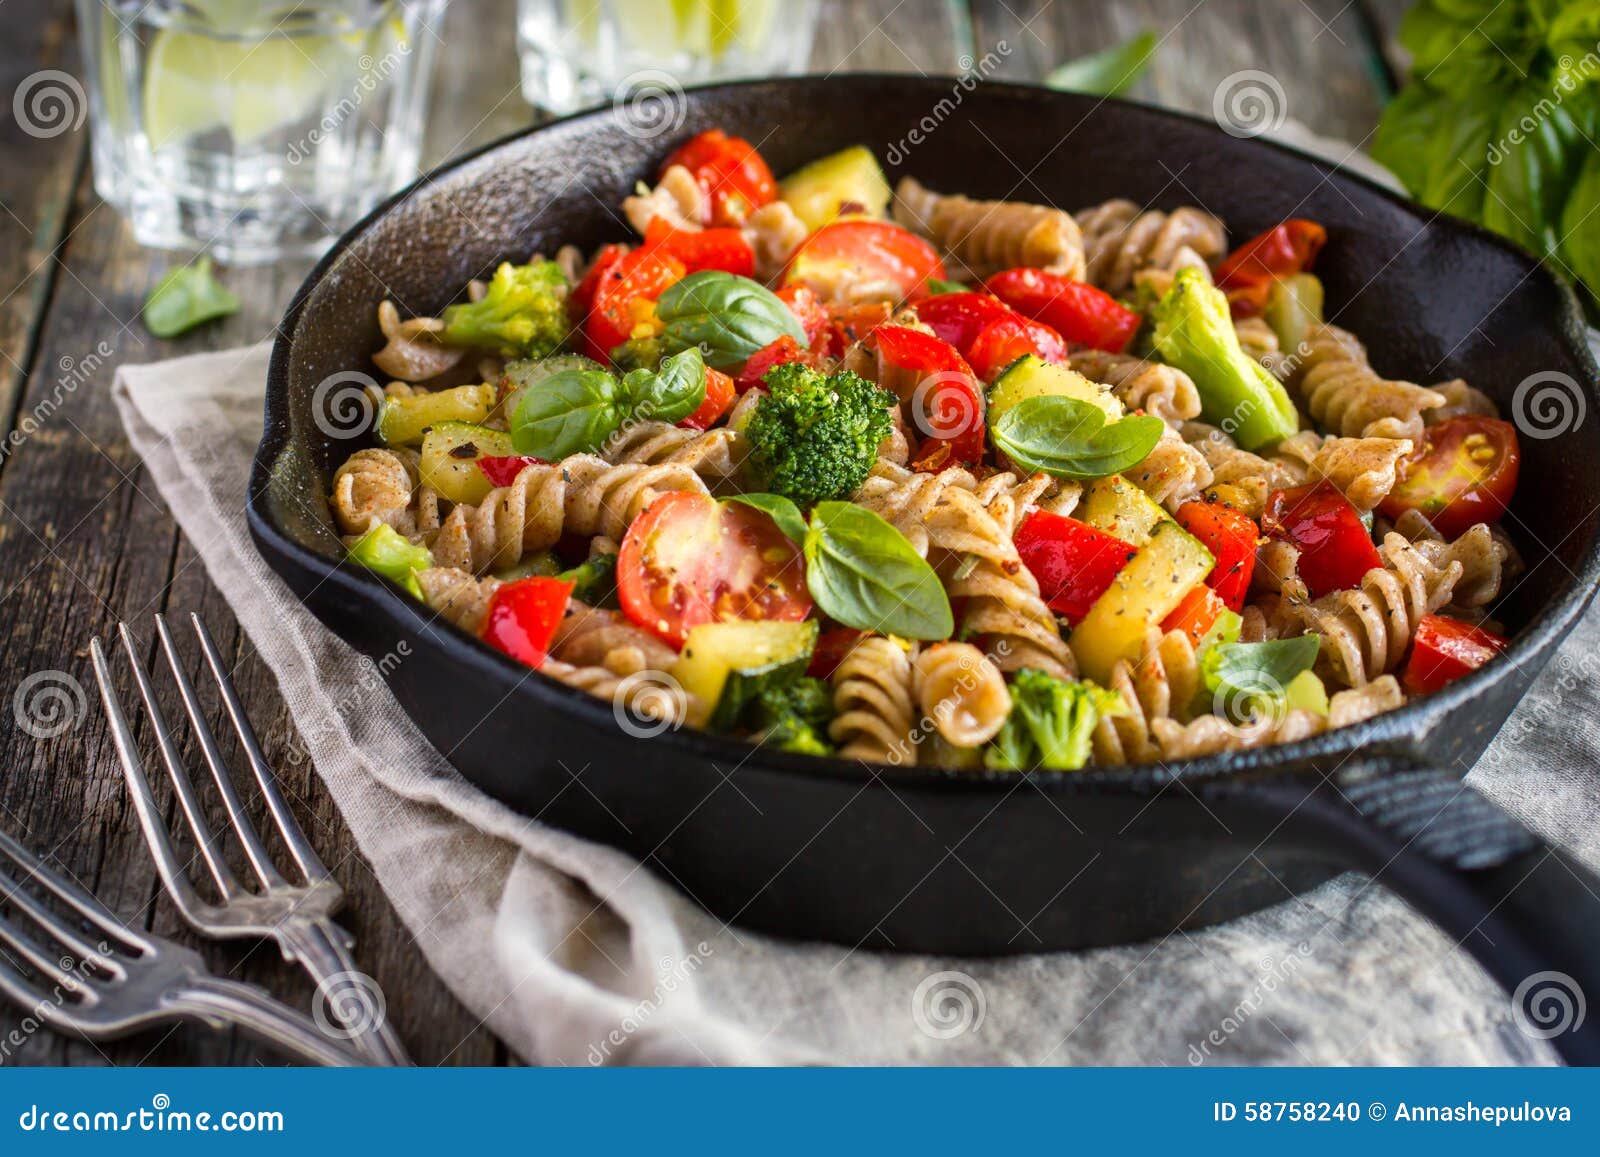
[143, 256, 241, 338]
[1045, 30, 1157, 97]
[991, 395, 1164, 481]
[725, 493, 807, 544]
[1561, 146, 1600, 301]
[1483, 88, 1587, 260]
[621, 346, 706, 424]
[510, 367, 622, 458]
[923, 277, 968, 295]
[656, 270, 807, 371]
[803, 501, 952, 640]
[1201, 635, 1321, 710]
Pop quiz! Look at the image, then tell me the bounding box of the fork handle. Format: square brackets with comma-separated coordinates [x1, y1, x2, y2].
[166, 977, 363, 1067]
[278, 918, 413, 1066]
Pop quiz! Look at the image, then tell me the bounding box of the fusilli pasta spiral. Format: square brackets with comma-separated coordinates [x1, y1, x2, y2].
[1286, 324, 1446, 441]
[1091, 627, 1201, 764]
[830, 635, 919, 765]
[1069, 349, 1203, 422]
[1073, 199, 1227, 294]
[893, 176, 1086, 281]
[428, 461, 568, 574]
[913, 642, 1012, 748]
[331, 447, 418, 537]
[601, 421, 745, 485]
[621, 164, 705, 235]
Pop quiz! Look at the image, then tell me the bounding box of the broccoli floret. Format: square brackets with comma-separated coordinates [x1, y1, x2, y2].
[1149, 267, 1299, 451]
[346, 524, 432, 599]
[608, 335, 667, 373]
[558, 552, 619, 609]
[440, 260, 570, 358]
[744, 362, 895, 506]
[752, 676, 836, 756]
[983, 669, 1126, 772]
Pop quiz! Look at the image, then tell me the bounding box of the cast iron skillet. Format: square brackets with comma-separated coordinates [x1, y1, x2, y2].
[249, 77, 1600, 1062]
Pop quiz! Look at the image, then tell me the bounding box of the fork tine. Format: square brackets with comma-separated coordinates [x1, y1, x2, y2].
[153, 615, 286, 890]
[0, 868, 124, 977]
[190, 614, 329, 883]
[0, 912, 96, 1002]
[97, 632, 237, 906]
[0, 826, 148, 956]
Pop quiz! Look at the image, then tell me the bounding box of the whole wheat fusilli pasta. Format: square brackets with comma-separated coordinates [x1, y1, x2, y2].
[1074, 199, 1226, 295]
[894, 176, 1086, 281]
[830, 635, 919, 765]
[913, 642, 1012, 748]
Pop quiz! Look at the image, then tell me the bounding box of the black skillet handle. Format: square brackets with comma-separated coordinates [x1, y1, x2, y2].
[1207, 760, 1600, 1065]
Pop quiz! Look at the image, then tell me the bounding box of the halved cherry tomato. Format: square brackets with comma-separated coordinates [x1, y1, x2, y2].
[777, 284, 829, 347]
[617, 492, 812, 647]
[678, 368, 735, 430]
[1378, 417, 1520, 541]
[660, 128, 777, 228]
[807, 627, 869, 679]
[1013, 509, 1137, 624]
[642, 218, 754, 276]
[874, 325, 984, 465]
[965, 314, 1070, 382]
[482, 577, 574, 668]
[1160, 585, 1227, 646]
[784, 219, 946, 304]
[477, 454, 548, 488]
[735, 334, 814, 393]
[821, 301, 895, 359]
[1215, 219, 1327, 318]
[1262, 480, 1382, 598]
[1400, 614, 1508, 695]
[578, 245, 687, 363]
[982, 268, 1140, 352]
[1175, 499, 1260, 611]
[912, 292, 1013, 357]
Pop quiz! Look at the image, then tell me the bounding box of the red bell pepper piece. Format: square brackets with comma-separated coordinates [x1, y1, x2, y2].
[575, 245, 686, 363]
[912, 292, 1013, 358]
[777, 285, 829, 348]
[1160, 585, 1227, 646]
[1216, 219, 1327, 318]
[679, 367, 736, 430]
[1400, 614, 1508, 695]
[477, 455, 548, 488]
[807, 627, 869, 679]
[982, 267, 1140, 352]
[873, 325, 985, 466]
[735, 334, 813, 393]
[642, 218, 754, 277]
[1262, 480, 1382, 598]
[965, 314, 1070, 382]
[1175, 499, 1260, 612]
[821, 302, 895, 359]
[569, 243, 628, 318]
[1013, 509, 1137, 624]
[660, 129, 778, 228]
[482, 577, 574, 668]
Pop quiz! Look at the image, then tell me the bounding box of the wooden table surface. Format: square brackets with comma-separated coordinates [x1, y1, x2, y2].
[0, 0, 1408, 1066]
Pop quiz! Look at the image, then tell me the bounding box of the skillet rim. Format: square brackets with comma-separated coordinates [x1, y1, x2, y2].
[249, 73, 1600, 796]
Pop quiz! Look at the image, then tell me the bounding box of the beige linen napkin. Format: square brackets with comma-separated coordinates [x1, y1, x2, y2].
[111, 337, 1599, 1067]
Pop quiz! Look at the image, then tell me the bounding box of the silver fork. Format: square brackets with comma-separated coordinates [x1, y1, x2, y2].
[0, 824, 359, 1065]
[89, 613, 411, 1066]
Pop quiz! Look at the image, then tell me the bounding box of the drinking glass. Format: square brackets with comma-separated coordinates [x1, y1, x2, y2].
[76, 0, 446, 263]
[517, 0, 819, 113]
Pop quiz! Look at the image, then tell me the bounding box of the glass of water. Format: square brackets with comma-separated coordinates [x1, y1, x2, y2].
[76, 0, 446, 263]
[518, 0, 819, 113]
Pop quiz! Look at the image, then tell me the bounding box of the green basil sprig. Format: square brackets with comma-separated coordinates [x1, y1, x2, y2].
[1201, 635, 1321, 717]
[725, 493, 808, 544]
[803, 501, 952, 640]
[511, 347, 706, 458]
[143, 256, 241, 338]
[1045, 30, 1158, 97]
[991, 395, 1164, 481]
[656, 271, 806, 371]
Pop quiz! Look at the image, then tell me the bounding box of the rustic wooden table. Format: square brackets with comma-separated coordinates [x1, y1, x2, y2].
[0, 0, 1407, 1065]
